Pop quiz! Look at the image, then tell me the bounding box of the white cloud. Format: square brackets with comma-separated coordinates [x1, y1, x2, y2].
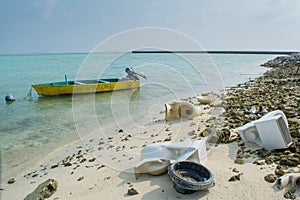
[43, 0, 59, 19]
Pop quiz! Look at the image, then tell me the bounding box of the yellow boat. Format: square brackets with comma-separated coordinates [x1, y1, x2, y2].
[32, 78, 140, 96]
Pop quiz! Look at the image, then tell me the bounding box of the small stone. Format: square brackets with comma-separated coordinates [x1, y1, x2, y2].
[73, 164, 80, 170]
[257, 149, 272, 158]
[234, 158, 245, 165]
[275, 169, 288, 176]
[77, 176, 84, 181]
[280, 157, 300, 167]
[97, 165, 105, 170]
[284, 191, 296, 199]
[238, 143, 245, 147]
[7, 178, 16, 184]
[265, 156, 280, 165]
[118, 129, 123, 133]
[128, 188, 138, 195]
[236, 149, 244, 159]
[264, 174, 277, 183]
[63, 162, 72, 167]
[228, 173, 243, 182]
[283, 150, 292, 155]
[232, 168, 239, 173]
[51, 164, 59, 169]
[199, 129, 209, 137]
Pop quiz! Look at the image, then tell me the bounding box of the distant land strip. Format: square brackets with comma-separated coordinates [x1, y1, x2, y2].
[132, 50, 300, 55]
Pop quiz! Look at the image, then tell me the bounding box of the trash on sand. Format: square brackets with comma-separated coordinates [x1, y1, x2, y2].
[245, 105, 268, 116]
[165, 102, 201, 121]
[24, 179, 58, 200]
[168, 161, 215, 194]
[238, 110, 292, 150]
[127, 187, 139, 195]
[196, 93, 217, 105]
[276, 173, 300, 191]
[134, 140, 206, 179]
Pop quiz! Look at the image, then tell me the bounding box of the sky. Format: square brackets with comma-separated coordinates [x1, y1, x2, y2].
[1, 0, 300, 54]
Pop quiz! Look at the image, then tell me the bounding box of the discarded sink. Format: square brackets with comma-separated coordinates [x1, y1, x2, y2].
[277, 173, 300, 191]
[168, 161, 215, 194]
[196, 93, 217, 104]
[134, 140, 207, 179]
[165, 102, 201, 121]
[238, 110, 292, 150]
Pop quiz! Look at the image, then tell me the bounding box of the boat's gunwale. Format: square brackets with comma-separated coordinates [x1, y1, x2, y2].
[32, 78, 124, 86]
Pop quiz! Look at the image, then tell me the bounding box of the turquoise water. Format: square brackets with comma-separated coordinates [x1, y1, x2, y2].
[0, 52, 274, 177]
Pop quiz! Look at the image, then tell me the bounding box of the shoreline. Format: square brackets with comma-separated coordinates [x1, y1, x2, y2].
[1, 54, 299, 199]
[1, 112, 122, 179]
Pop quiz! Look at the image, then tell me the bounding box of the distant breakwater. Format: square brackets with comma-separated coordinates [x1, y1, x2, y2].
[132, 50, 300, 55]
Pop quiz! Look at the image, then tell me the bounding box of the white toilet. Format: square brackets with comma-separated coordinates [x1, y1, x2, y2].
[238, 110, 292, 150]
[165, 102, 201, 121]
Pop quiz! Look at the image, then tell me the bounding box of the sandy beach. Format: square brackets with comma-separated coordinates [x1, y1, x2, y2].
[1, 55, 300, 200]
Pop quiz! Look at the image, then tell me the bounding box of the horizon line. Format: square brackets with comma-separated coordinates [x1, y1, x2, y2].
[1, 50, 299, 56]
[132, 50, 300, 55]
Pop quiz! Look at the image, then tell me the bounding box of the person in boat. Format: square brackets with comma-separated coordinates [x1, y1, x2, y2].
[125, 67, 140, 80]
[120, 67, 147, 81]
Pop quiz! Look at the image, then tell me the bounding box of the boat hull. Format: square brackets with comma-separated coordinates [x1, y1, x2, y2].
[32, 79, 140, 96]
